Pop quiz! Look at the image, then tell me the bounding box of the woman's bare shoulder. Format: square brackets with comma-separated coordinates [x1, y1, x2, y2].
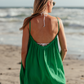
[55, 17, 64, 29]
[48, 15, 62, 24]
[23, 17, 30, 29]
[48, 15, 56, 19]
[56, 17, 63, 24]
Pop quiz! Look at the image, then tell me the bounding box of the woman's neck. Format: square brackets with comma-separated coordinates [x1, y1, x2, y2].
[40, 11, 48, 15]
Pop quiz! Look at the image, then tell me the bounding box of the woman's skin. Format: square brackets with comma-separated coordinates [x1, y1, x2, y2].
[21, 0, 67, 69]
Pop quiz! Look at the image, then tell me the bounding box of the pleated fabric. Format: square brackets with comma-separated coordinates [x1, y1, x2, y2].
[19, 17, 66, 84]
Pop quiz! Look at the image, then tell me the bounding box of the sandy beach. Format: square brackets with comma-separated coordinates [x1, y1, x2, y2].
[0, 44, 84, 84]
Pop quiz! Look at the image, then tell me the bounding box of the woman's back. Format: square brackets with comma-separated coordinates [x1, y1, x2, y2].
[30, 14, 59, 43]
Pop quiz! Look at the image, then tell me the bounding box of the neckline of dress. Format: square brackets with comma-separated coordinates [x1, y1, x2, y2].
[29, 32, 58, 49]
[29, 21, 58, 49]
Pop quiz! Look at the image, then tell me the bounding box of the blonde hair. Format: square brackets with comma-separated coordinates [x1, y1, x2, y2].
[19, 0, 51, 30]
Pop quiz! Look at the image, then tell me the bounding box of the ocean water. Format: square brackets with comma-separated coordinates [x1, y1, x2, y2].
[0, 7, 84, 59]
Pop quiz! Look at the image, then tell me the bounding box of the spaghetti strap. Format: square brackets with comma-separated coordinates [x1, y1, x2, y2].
[29, 21, 31, 33]
[56, 17, 60, 34]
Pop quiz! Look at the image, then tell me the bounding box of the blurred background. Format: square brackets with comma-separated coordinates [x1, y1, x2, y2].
[0, 0, 84, 59]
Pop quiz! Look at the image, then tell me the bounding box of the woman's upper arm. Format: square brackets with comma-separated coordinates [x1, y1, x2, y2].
[21, 18, 29, 54]
[58, 17, 67, 52]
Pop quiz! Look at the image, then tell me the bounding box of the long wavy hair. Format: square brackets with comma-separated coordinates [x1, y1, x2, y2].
[19, 0, 51, 30]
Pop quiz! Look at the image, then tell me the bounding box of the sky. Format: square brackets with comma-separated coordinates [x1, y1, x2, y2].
[0, 0, 84, 7]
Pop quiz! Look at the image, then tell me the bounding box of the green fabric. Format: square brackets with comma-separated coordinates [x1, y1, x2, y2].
[19, 17, 66, 84]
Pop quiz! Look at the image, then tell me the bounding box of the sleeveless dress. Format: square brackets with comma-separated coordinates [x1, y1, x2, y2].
[19, 17, 66, 84]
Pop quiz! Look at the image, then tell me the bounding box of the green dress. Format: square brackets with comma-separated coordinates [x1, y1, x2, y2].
[19, 17, 66, 84]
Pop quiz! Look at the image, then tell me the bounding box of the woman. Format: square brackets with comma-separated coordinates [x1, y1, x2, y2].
[19, 0, 67, 84]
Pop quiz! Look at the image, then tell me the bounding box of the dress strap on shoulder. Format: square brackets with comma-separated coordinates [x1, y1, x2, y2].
[56, 17, 60, 34]
[29, 21, 31, 33]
